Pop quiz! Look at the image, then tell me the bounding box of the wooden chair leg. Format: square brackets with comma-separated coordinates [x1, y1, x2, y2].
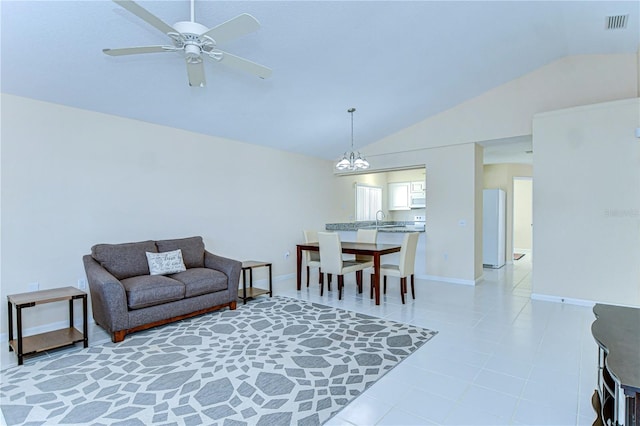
[328, 274, 332, 291]
[306, 266, 310, 287]
[370, 274, 375, 299]
[320, 275, 324, 296]
[356, 271, 363, 293]
[400, 277, 406, 304]
[411, 274, 415, 299]
[318, 268, 322, 285]
[383, 275, 387, 294]
[338, 275, 344, 300]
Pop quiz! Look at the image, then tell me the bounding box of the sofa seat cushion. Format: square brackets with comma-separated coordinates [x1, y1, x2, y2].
[92, 240, 157, 280]
[156, 237, 205, 269]
[121, 275, 185, 310]
[169, 268, 228, 298]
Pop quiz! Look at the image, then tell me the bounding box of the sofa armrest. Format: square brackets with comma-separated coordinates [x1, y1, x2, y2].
[82, 255, 130, 334]
[204, 250, 241, 299]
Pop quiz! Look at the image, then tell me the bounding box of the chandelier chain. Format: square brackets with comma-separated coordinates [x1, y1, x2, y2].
[335, 107, 369, 171]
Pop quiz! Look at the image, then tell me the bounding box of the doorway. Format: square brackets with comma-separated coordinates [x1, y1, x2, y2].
[512, 177, 532, 261]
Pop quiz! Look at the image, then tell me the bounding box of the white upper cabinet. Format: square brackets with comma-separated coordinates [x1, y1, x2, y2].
[410, 181, 425, 193]
[388, 182, 410, 210]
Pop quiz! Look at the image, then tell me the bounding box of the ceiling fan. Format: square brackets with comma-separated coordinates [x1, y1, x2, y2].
[103, 0, 272, 87]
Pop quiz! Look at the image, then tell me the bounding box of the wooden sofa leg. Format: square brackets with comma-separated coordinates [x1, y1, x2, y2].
[112, 331, 126, 343]
[229, 301, 237, 310]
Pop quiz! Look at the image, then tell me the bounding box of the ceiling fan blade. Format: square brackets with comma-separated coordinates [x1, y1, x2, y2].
[113, 0, 177, 35]
[215, 51, 272, 79]
[200, 13, 260, 44]
[103, 46, 175, 56]
[186, 60, 206, 87]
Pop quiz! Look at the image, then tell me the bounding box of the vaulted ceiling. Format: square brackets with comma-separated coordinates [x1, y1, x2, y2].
[2, 1, 638, 162]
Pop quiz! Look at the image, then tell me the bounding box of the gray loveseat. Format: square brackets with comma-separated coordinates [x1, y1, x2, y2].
[83, 236, 240, 343]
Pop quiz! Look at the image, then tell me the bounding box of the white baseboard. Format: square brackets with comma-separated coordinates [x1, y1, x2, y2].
[249, 273, 295, 289]
[530, 293, 640, 309]
[530, 293, 595, 307]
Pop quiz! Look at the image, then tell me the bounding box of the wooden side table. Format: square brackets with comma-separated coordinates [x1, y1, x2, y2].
[240, 261, 273, 304]
[7, 286, 88, 365]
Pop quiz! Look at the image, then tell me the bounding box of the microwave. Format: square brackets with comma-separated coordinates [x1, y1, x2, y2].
[410, 194, 425, 208]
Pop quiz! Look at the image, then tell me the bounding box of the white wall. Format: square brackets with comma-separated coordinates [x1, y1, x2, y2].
[364, 54, 637, 155]
[513, 178, 533, 251]
[0, 94, 339, 334]
[532, 98, 640, 307]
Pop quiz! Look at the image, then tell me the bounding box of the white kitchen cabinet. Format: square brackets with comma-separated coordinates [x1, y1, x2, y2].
[410, 181, 425, 193]
[388, 182, 410, 210]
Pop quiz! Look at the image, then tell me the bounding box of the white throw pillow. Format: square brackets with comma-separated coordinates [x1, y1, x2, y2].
[146, 249, 187, 276]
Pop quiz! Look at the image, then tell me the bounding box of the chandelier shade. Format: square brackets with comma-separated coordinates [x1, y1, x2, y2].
[335, 108, 369, 171]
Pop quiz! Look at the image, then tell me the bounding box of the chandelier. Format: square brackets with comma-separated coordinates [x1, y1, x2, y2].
[336, 108, 370, 171]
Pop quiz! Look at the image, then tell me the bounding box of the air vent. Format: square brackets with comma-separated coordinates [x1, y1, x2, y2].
[605, 15, 628, 30]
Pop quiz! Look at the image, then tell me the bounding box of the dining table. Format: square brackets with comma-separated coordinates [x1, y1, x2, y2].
[296, 241, 402, 305]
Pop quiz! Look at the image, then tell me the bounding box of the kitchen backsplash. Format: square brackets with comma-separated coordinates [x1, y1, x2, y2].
[389, 208, 425, 221]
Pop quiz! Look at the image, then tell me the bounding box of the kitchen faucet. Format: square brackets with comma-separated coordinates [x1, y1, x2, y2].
[375, 210, 386, 228]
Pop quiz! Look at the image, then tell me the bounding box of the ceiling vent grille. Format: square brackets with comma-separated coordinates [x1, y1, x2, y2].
[605, 15, 628, 30]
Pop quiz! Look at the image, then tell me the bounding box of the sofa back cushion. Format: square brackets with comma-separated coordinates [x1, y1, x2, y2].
[156, 236, 205, 268]
[92, 240, 157, 280]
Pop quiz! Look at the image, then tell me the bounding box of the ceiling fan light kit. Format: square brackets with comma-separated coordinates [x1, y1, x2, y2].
[335, 108, 370, 172]
[103, 0, 272, 87]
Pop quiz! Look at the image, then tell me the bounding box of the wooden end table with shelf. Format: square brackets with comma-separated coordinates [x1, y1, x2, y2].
[240, 261, 273, 304]
[7, 286, 88, 365]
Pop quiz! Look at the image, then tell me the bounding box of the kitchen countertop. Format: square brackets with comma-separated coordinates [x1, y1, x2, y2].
[325, 221, 425, 233]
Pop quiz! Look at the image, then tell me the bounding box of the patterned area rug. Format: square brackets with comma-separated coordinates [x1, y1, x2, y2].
[1, 296, 437, 425]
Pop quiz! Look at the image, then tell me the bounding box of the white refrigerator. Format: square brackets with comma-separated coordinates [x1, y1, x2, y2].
[483, 189, 506, 268]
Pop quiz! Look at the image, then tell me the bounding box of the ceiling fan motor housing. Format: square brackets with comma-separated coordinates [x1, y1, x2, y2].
[173, 21, 213, 63]
[168, 21, 211, 64]
[173, 21, 210, 39]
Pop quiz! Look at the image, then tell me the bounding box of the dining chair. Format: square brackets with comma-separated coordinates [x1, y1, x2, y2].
[303, 230, 322, 287]
[375, 232, 420, 304]
[318, 232, 373, 300]
[304, 230, 332, 290]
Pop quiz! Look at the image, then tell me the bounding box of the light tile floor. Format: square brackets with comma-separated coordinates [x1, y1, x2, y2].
[277, 254, 600, 426]
[2, 254, 600, 425]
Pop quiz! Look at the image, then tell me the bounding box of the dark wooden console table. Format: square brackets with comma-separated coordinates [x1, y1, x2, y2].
[591, 303, 640, 426]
